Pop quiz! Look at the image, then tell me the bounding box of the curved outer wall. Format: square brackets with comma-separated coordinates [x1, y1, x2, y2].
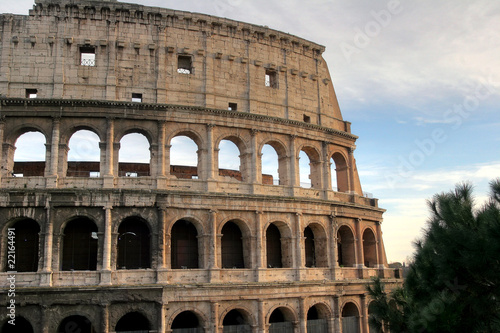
[0, 1, 400, 332]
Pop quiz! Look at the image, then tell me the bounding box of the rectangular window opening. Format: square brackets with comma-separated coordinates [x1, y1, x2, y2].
[265, 69, 277, 88]
[89, 171, 100, 178]
[80, 46, 96, 66]
[26, 89, 37, 98]
[177, 55, 192, 74]
[228, 103, 238, 111]
[125, 172, 138, 177]
[303, 115, 311, 123]
[132, 93, 143, 102]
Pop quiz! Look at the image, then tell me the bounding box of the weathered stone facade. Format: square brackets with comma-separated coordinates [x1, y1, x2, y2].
[0, 0, 401, 332]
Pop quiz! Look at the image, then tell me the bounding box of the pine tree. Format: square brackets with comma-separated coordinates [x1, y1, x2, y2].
[368, 179, 500, 332]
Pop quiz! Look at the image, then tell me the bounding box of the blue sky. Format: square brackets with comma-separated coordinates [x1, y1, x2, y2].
[3, 0, 499, 263]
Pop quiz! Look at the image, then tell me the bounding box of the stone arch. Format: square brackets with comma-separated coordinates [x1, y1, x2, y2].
[170, 219, 200, 269]
[61, 216, 98, 271]
[169, 309, 206, 332]
[264, 220, 293, 268]
[1, 316, 34, 333]
[307, 302, 331, 332]
[169, 130, 204, 180]
[304, 222, 328, 268]
[8, 127, 48, 177]
[338, 225, 356, 267]
[57, 315, 96, 333]
[220, 219, 252, 269]
[298, 144, 321, 189]
[116, 216, 151, 269]
[363, 227, 378, 267]
[3, 218, 40, 272]
[221, 307, 254, 331]
[61, 124, 104, 145]
[266, 223, 283, 268]
[260, 139, 289, 185]
[267, 305, 297, 332]
[66, 128, 101, 178]
[115, 126, 154, 146]
[118, 130, 152, 177]
[331, 151, 349, 192]
[115, 311, 151, 332]
[5, 123, 49, 144]
[216, 134, 249, 182]
[341, 301, 360, 333]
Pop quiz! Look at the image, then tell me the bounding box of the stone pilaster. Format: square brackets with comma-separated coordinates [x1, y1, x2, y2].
[100, 204, 113, 285]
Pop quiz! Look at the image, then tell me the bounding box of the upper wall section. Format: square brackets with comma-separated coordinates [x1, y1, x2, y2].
[0, 0, 349, 132]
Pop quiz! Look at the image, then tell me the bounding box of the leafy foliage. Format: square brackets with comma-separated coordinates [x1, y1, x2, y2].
[368, 179, 500, 332]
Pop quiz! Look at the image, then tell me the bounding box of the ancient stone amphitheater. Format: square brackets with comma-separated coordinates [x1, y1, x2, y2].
[0, 0, 401, 332]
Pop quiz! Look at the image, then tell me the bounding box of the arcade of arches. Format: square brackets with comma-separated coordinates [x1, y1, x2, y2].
[1, 301, 373, 333]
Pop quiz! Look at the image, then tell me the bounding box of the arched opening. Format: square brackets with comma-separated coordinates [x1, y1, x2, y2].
[305, 224, 328, 268]
[223, 309, 251, 333]
[268, 307, 294, 333]
[171, 311, 204, 332]
[266, 223, 282, 268]
[61, 218, 98, 271]
[117, 217, 151, 269]
[299, 150, 311, 188]
[116, 312, 151, 332]
[332, 152, 349, 192]
[261, 144, 279, 185]
[342, 302, 360, 333]
[171, 219, 199, 269]
[170, 135, 199, 179]
[363, 228, 377, 267]
[5, 219, 40, 272]
[338, 226, 356, 267]
[300, 146, 321, 189]
[218, 139, 242, 182]
[2, 317, 34, 333]
[58, 315, 96, 333]
[67, 129, 100, 177]
[307, 305, 329, 333]
[304, 226, 315, 267]
[221, 222, 245, 269]
[12, 131, 46, 177]
[119, 133, 151, 177]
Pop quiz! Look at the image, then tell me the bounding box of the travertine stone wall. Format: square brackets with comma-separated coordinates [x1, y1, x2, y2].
[0, 0, 346, 130]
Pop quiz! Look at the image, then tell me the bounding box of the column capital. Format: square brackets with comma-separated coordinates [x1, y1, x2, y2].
[250, 128, 260, 136]
[103, 204, 113, 210]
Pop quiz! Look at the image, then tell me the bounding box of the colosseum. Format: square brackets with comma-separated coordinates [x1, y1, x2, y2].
[0, 0, 401, 332]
